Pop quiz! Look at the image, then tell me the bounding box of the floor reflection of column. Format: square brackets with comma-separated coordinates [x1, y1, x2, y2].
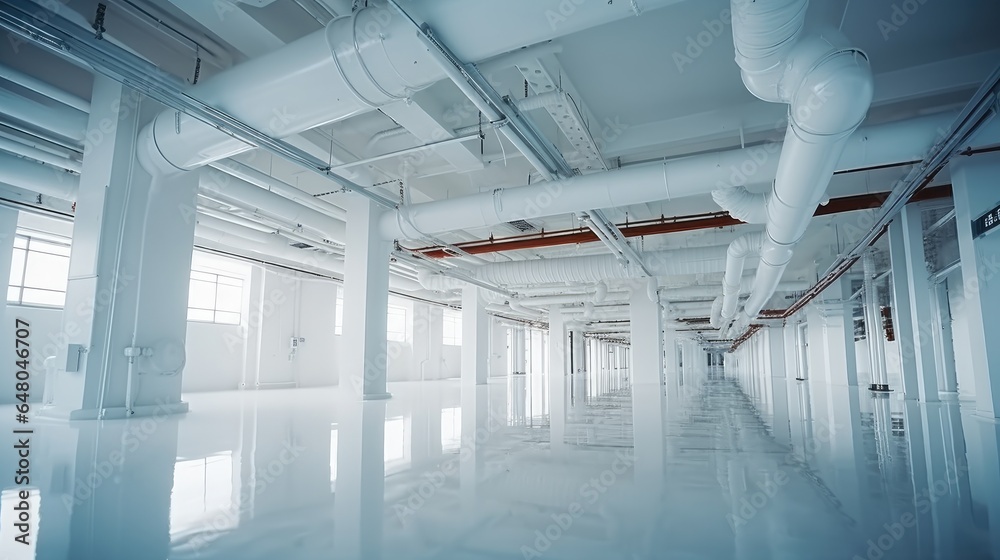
[963, 413, 1000, 559]
[903, 400, 935, 557]
[56, 417, 179, 559]
[631, 385, 666, 545]
[334, 396, 387, 559]
[460, 385, 490, 513]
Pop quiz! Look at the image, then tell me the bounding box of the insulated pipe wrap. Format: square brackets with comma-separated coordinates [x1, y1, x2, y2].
[138, 6, 444, 175]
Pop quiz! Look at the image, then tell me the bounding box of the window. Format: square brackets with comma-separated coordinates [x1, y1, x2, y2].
[335, 286, 344, 335]
[387, 305, 407, 342]
[7, 229, 71, 307]
[443, 309, 462, 346]
[330, 425, 339, 491]
[335, 289, 408, 342]
[187, 270, 243, 325]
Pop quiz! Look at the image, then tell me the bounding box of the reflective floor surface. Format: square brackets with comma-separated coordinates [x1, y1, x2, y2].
[2, 367, 1000, 559]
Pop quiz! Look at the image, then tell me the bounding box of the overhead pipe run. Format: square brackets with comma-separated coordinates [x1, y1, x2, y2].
[137, 6, 446, 175]
[720, 232, 765, 328]
[210, 159, 348, 221]
[200, 167, 346, 243]
[380, 112, 950, 240]
[0, 61, 91, 113]
[726, 0, 874, 336]
[712, 186, 769, 224]
[0, 150, 79, 200]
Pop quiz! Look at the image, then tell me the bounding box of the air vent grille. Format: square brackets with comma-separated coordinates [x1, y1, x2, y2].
[507, 219, 538, 233]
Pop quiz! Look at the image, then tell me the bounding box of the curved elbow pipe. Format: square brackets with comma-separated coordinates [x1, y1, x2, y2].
[721, 232, 764, 322]
[729, 0, 873, 332]
[712, 186, 770, 224]
[710, 296, 724, 329]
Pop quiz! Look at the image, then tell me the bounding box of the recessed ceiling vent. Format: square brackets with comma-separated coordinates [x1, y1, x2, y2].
[290, 242, 313, 249]
[507, 219, 539, 233]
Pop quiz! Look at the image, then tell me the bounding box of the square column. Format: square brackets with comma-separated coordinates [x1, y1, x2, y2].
[951, 151, 1000, 417]
[889, 215, 921, 399]
[808, 277, 859, 387]
[894, 203, 941, 402]
[768, 325, 793, 444]
[630, 287, 663, 386]
[461, 284, 489, 385]
[46, 77, 197, 420]
[548, 307, 568, 449]
[341, 196, 392, 400]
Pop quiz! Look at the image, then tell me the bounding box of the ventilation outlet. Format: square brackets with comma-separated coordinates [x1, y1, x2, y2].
[507, 219, 539, 233]
[290, 242, 313, 249]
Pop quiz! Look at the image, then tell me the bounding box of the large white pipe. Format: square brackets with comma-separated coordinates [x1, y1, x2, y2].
[0, 136, 81, 173]
[0, 62, 91, 113]
[728, 0, 874, 334]
[194, 221, 422, 293]
[0, 88, 88, 143]
[720, 232, 764, 324]
[380, 112, 951, 240]
[138, 7, 445, 175]
[0, 150, 79, 200]
[712, 186, 769, 224]
[200, 167, 346, 242]
[210, 159, 348, 220]
[473, 246, 736, 287]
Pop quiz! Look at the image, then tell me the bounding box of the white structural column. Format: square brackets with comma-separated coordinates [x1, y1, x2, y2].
[548, 307, 568, 450]
[630, 288, 663, 386]
[951, 151, 1000, 418]
[768, 325, 793, 444]
[342, 196, 392, 400]
[809, 277, 859, 387]
[461, 284, 489, 385]
[889, 215, 921, 399]
[46, 77, 197, 419]
[571, 328, 587, 411]
[511, 325, 526, 375]
[898, 203, 941, 402]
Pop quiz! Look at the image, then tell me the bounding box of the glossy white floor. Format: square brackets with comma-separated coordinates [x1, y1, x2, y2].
[3, 367, 1000, 560]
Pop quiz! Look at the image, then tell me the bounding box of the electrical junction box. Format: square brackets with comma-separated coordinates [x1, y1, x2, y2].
[64, 344, 85, 372]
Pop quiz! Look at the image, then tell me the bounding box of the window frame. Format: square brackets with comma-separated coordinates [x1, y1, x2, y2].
[442, 308, 462, 346]
[187, 269, 245, 325]
[7, 229, 72, 309]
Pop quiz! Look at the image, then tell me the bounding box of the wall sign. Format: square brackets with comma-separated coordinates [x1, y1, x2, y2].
[972, 202, 1000, 238]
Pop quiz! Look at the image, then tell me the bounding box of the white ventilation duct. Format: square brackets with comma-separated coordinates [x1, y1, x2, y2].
[195, 220, 422, 293]
[710, 296, 724, 329]
[473, 246, 734, 286]
[720, 232, 765, 325]
[0, 88, 88, 143]
[380, 112, 948, 240]
[210, 159, 348, 221]
[137, 7, 445, 175]
[712, 186, 769, 224]
[727, 0, 874, 335]
[200, 167, 346, 242]
[0, 151, 79, 200]
[0, 136, 81, 173]
[0, 61, 91, 113]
